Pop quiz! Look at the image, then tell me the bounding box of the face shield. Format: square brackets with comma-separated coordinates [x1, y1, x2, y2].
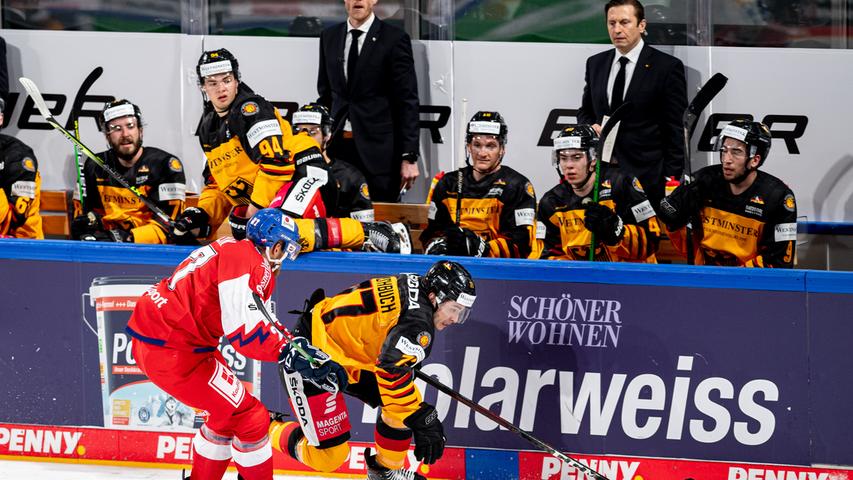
[265, 238, 301, 272]
[439, 291, 476, 325]
[713, 124, 756, 162]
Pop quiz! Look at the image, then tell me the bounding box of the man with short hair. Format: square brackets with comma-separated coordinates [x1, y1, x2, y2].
[71, 99, 185, 243]
[421, 111, 537, 258]
[578, 0, 687, 210]
[659, 120, 797, 267]
[0, 101, 42, 239]
[317, 0, 420, 202]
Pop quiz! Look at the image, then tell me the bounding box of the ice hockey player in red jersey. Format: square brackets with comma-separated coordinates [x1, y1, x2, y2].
[127, 208, 301, 480]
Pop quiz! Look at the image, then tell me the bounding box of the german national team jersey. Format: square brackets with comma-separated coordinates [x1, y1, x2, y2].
[538, 166, 661, 262]
[421, 165, 537, 258]
[305, 274, 435, 424]
[329, 159, 373, 222]
[127, 237, 287, 361]
[195, 83, 294, 231]
[83, 147, 185, 244]
[0, 134, 42, 238]
[662, 165, 797, 268]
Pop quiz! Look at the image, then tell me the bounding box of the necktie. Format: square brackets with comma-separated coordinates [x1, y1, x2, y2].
[611, 56, 629, 112]
[347, 29, 363, 84]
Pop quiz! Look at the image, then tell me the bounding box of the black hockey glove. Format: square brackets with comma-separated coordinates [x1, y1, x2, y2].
[228, 205, 249, 240]
[583, 202, 624, 246]
[71, 212, 104, 240]
[445, 227, 489, 257]
[106, 228, 133, 243]
[423, 236, 449, 256]
[278, 337, 348, 391]
[362, 221, 412, 254]
[403, 403, 446, 465]
[170, 207, 211, 245]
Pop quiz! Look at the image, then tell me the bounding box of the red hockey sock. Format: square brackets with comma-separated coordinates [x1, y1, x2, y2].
[232, 434, 274, 480]
[190, 425, 233, 480]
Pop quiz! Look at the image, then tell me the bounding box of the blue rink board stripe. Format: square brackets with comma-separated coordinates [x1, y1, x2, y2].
[465, 448, 519, 480]
[2, 238, 853, 293]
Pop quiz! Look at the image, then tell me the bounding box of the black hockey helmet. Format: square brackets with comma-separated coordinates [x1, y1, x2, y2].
[98, 99, 143, 133]
[196, 48, 240, 84]
[552, 124, 599, 171]
[466, 111, 508, 146]
[424, 260, 476, 323]
[714, 119, 772, 167]
[292, 103, 333, 137]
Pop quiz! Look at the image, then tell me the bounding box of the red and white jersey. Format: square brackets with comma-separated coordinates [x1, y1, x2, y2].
[127, 237, 286, 362]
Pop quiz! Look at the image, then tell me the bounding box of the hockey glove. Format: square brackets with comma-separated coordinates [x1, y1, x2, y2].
[445, 227, 489, 257]
[362, 221, 412, 254]
[170, 207, 211, 245]
[228, 205, 249, 240]
[424, 236, 449, 256]
[70, 211, 104, 240]
[106, 228, 133, 243]
[403, 403, 446, 465]
[279, 337, 348, 391]
[583, 203, 624, 246]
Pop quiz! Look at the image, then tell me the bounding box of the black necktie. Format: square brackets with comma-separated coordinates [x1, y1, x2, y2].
[611, 56, 629, 112]
[347, 30, 363, 84]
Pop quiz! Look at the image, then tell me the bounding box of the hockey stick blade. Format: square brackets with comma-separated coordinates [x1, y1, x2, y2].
[596, 101, 634, 160]
[19, 77, 174, 228]
[683, 73, 728, 134]
[414, 370, 611, 480]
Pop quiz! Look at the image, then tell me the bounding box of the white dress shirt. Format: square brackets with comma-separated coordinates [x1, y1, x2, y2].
[606, 39, 644, 107]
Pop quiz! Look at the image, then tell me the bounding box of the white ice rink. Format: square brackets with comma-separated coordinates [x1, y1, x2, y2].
[0, 459, 326, 480]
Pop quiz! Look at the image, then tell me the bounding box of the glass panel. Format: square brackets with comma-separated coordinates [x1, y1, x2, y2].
[451, 0, 696, 45]
[207, 0, 404, 37]
[2, 0, 181, 32]
[712, 0, 853, 48]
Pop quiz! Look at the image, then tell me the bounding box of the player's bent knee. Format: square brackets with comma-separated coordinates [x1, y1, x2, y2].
[301, 441, 350, 473]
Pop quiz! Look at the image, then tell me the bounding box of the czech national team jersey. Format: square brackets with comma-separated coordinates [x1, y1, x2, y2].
[127, 237, 287, 361]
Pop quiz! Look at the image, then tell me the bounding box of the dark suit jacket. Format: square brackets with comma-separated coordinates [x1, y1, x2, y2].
[317, 17, 419, 176]
[578, 43, 686, 202]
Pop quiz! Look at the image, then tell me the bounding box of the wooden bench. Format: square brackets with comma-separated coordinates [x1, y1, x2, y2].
[40, 190, 72, 239]
[373, 202, 429, 253]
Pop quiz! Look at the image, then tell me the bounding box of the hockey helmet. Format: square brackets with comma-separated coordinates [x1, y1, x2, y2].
[196, 48, 240, 84]
[714, 119, 772, 167]
[551, 124, 599, 174]
[246, 208, 301, 269]
[98, 99, 143, 133]
[292, 103, 333, 137]
[424, 260, 476, 324]
[466, 111, 508, 146]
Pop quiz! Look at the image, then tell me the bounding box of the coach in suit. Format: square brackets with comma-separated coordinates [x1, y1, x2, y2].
[317, 0, 420, 202]
[578, 0, 687, 209]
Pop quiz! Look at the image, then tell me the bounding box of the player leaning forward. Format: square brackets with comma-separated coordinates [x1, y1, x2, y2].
[128, 208, 301, 480]
[272, 261, 477, 480]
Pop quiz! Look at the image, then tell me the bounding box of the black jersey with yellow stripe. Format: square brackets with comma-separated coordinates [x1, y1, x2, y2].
[662, 165, 797, 268]
[195, 82, 294, 230]
[422, 165, 537, 258]
[329, 159, 373, 221]
[0, 134, 42, 238]
[538, 166, 661, 262]
[305, 274, 435, 423]
[83, 147, 185, 244]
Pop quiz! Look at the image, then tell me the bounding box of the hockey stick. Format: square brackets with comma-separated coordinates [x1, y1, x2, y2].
[414, 370, 610, 480]
[73, 117, 86, 207]
[455, 98, 468, 226]
[588, 101, 634, 261]
[682, 73, 728, 265]
[18, 77, 174, 228]
[250, 292, 341, 393]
